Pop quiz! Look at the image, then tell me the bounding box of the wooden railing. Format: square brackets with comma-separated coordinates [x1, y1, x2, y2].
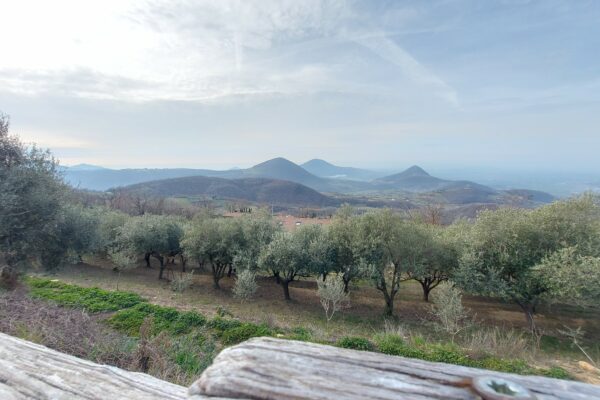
[1, 332, 598, 399]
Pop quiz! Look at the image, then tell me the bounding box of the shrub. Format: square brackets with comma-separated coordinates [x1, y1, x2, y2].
[233, 269, 258, 301]
[207, 316, 242, 332]
[476, 357, 530, 374]
[430, 281, 470, 341]
[316, 274, 350, 322]
[337, 336, 374, 351]
[375, 334, 408, 355]
[289, 327, 312, 341]
[425, 343, 470, 365]
[462, 327, 529, 360]
[540, 367, 571, 379]
[171, 271, 195, 293]
[220, 323, 273, 345]
[107, 303, 205, 336]
[27, 277, 144, 312]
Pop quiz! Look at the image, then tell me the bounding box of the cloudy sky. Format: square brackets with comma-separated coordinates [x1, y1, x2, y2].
[1, 0, 599, 171]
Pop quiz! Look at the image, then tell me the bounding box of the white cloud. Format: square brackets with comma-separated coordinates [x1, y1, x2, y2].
[0, 0, 460, 104]
[354, 32, 459, 107]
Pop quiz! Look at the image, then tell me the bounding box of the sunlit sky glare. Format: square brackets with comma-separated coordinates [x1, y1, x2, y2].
[1, 0, 599, 171]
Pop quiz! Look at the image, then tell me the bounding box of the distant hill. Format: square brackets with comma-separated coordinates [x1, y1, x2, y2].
[240, 158, 328, 189]
[375, 165, 496, 195]
[62, 159, 556, 207]
[375, 165, 450, 191]
[64, 168, 225, 191]
[301, 159, 383, 181]
[64, 164, 107, 171]
[64, 157, 364, 193]
[118, 176, 338, 207]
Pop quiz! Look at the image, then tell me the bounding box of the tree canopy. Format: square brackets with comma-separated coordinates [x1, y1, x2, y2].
[455, 195, 600, 330]
[0, 112, 66, 282]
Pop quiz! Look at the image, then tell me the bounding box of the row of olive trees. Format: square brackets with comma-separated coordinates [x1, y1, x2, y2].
[176, 205, 466, 316]
[177, 197, 600, 329]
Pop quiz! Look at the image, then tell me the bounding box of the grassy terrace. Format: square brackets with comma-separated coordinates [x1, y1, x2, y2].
[20, 275, 576, 384]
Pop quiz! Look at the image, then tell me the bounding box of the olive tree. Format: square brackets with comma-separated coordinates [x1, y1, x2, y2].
[182, 216, 242, 289]
[258, 224, 326, 301]
[328, 205, 365, 292]
[536, 246, 600, 307]
[357, 209, 427, 316]
[0, 112, 65, 283]
[407, 222, 465, 302]
[455, 196, 600, 331]
[234, 209, 280, 272]
[91, 207, 130, 256]
[116, 214, 184, 280]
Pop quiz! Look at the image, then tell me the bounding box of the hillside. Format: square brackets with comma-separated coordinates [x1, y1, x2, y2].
[64, 159, 555, 207]
[375, 165, 498, 199]
[239, 158, 328, 189]
[301, 159, 383, 181]
[118, 176, 338, 207]
[63, 158, 336, 192]
[375, 165, 452, 191]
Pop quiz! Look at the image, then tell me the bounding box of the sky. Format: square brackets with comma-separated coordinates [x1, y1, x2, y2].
[1, 0, 599, 171]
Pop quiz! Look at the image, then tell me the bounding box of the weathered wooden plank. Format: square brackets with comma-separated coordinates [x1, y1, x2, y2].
[0, 331, 189, 400]
[190, 337, 600, 400]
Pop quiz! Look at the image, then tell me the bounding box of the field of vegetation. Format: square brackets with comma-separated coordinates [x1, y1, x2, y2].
[1, 112, 600, 386]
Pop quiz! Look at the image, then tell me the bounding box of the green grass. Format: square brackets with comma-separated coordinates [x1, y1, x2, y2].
[107, 303, 206, 336]
[26, 277, 145, 312]
[24, 277, 572, 381]
[372, 333, 571, 379]
[219, 322, 273, 345]
[337, 336, 375, 351]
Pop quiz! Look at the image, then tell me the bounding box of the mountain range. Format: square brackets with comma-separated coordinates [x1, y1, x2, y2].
[64, 158, 555, 207]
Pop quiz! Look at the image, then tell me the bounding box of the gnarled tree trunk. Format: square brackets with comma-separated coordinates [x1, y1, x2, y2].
[281, 279, 292, 301]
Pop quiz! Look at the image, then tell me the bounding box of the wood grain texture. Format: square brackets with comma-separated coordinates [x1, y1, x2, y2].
[0, 332, 189, 400]
[190, 337, 600, 400]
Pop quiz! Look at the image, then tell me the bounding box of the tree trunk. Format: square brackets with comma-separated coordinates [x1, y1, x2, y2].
[518, 302, 537, 333]
[144, 253, 151, 268]
[213, 275, 220, 289]
[212, 263, 223, 289]
[419, 280, 432, 302]
[273, 271, 280, 284]
[380, 288, 395, 316]
[281, 280, 291, 301]
[383, 296, 394, 317]
[342, 274, 351, 293]
[227, 265, 233, 278]
[180, 254, 186, 273]
[155, 254, 165, 280]
[0, 265, 18, 289]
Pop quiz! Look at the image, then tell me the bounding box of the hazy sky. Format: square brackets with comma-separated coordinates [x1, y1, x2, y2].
[1, 0, 599, 171]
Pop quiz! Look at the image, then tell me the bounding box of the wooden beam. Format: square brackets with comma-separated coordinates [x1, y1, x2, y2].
[190, 337, 600, 400]
[0, 332, 188, 400]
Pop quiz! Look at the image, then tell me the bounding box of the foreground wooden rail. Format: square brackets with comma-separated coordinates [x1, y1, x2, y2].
[1, 333, 599, 399]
